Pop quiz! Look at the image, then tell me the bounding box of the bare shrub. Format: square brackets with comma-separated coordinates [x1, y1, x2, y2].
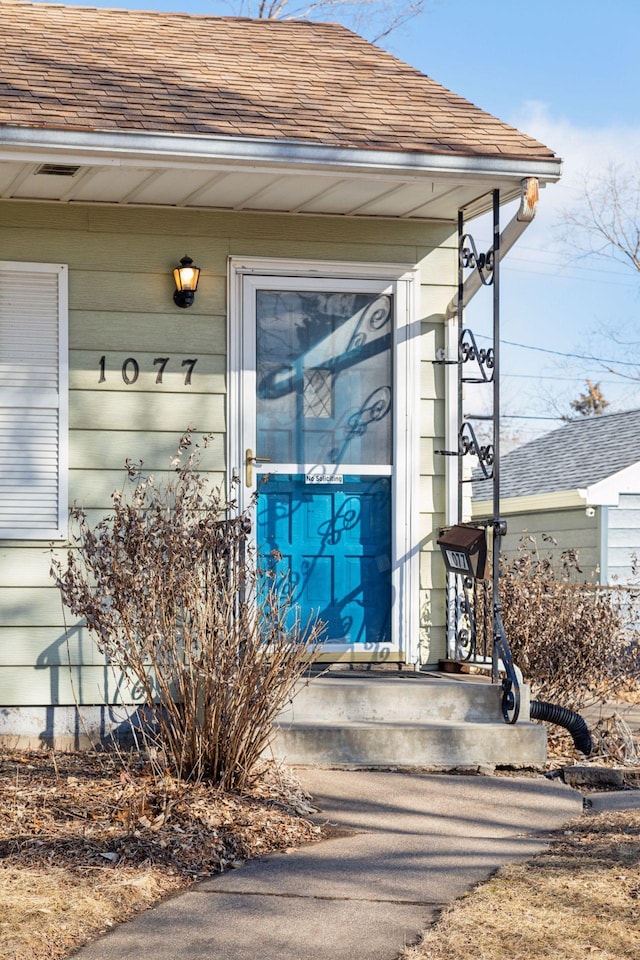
[51, 432, 321, 791]
[499, 536, 640, 711]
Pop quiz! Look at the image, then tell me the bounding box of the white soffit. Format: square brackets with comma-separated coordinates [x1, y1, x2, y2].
[0, 128, 562, 220]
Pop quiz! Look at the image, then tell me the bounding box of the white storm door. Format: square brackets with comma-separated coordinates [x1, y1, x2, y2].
[229, 261, 418, 662]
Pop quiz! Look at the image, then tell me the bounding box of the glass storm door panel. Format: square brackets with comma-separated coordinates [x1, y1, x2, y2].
[257, 474, 392, 644]
[252, 285, 394, 647]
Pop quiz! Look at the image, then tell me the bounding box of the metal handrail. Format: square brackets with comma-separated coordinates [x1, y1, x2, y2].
[493, 607, 521, 724]
[439, 189, 522, 726]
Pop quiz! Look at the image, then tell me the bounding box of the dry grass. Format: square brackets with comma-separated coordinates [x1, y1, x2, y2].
[402, 808, 640, 960]
[0, 749, 321, 960]
[0, 863, 178, 959]
[4, 720, 640, 960]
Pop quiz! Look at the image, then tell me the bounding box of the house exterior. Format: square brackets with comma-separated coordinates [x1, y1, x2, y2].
[0, 0, 562, 746]
[472, 409, 640, 584]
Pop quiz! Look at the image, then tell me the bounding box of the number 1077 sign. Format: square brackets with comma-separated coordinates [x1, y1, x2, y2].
[98, 356, 198, 386]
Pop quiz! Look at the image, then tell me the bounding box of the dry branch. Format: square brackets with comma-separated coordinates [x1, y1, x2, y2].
[499, 537, 640, 712]
[51, 431, 323, 790]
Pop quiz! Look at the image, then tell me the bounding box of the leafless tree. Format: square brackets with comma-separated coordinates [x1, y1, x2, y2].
[559, 162, 640, 276]
[558, 164, 640, 386]
[210, 0, 426, 42]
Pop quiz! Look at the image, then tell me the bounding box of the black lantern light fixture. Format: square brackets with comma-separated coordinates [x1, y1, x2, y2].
[173, 255, 200, 308]
[437, 524, 488, 580]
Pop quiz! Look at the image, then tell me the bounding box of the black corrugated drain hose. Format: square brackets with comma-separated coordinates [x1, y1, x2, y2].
[530, 700, 592, 756]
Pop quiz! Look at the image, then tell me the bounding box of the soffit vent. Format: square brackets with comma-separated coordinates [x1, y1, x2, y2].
[35, 163, 81, 177]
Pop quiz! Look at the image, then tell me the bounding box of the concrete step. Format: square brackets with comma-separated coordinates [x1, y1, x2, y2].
[273, 719, 546, 768]
[278, 673, 531, 724]
[273, 673, 546, 769]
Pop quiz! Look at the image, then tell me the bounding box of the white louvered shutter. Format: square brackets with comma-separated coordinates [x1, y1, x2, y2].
[0, 262, 68, 539]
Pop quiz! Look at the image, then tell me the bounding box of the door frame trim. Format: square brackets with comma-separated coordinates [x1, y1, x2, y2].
[227, 256, 421, 664]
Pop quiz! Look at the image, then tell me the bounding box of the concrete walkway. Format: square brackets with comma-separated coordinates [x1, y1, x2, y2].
[71, 770, 585, 960]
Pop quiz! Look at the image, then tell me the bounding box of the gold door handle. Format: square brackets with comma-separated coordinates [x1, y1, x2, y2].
[245, 448, 271, 487]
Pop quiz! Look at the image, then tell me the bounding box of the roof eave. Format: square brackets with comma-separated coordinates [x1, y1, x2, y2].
[0, 125, 563, 186]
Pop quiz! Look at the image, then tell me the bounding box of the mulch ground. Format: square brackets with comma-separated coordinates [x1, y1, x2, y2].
[0, 750, 323, 959]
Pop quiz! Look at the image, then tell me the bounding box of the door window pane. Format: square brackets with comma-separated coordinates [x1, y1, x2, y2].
[256, 290, 393, 465]
[257, 474, 392, 644]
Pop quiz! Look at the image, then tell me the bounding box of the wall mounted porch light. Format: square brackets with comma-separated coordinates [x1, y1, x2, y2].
[173, 255, 200, 308]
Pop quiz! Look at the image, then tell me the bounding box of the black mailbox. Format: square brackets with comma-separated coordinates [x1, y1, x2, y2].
[437, 524, 487, 579]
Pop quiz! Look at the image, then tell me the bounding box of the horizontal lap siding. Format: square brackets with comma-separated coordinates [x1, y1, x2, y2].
[607, 494, 640, 584]
[419, 230, 455, 663]
[501, 508, 600, 582]
[0, 200, 452, 702]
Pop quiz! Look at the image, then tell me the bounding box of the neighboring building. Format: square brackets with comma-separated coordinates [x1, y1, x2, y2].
[0, 1, 561, 745]
[472, 409, 640, 584]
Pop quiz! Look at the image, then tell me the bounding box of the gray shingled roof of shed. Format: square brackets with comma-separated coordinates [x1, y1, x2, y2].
[472, 408, 640, 501]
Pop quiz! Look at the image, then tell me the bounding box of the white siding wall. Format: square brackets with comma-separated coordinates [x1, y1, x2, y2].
[607, 494, 640, 584]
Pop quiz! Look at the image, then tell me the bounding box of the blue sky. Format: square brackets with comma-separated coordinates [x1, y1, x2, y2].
[35, 0, 640, 438]
[401, 0, 640, 439]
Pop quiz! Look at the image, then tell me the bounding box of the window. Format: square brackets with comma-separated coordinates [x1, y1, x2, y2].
[0, 262, 68, 539]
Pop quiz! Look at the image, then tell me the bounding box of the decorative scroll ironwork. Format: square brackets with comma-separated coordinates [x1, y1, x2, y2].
[459, 421, 494, 479]
[460, 233, 495, 285]
[433, 421, 494, 480]
[436, 190, 524, 729]
[454, 575, 476, 661]
[452, 575, 492, 663]
[451, 576, 521, 723]
[493, 608, 521, 724]
[459, 328, 494, 383]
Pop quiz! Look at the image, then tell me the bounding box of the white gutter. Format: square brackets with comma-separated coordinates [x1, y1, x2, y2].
[444, 177, 541, 320]
[0, 126, 563, 186]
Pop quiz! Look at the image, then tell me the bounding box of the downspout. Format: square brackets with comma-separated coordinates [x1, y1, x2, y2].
[443, 178, 539, 660]
[444, 177, 540, 321]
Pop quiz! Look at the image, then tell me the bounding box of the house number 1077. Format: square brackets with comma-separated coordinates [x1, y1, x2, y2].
[98, 356, 198, 385]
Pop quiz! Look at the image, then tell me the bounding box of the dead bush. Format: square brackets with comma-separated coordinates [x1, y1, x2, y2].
[51, 431, 322, 791]
[499, 536, 640, 711]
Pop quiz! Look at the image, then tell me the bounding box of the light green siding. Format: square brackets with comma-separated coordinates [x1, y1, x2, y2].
[500, 507, 600, 582]
[0, 200, 454, 704]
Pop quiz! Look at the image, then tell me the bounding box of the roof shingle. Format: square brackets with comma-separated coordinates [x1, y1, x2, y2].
[0, 1, 557, 160]
[473, 409, 640, 500]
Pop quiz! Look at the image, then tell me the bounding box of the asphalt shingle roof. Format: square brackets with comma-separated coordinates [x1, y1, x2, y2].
[0, 1, 557, 160]
[472, 409, 640, 501]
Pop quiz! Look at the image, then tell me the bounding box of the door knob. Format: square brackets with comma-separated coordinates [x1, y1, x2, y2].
[245, 448, 271, 487]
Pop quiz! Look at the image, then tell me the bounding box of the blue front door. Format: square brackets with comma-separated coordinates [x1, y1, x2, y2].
[258, 474, 391, 644]
[251, 283, 395, 650]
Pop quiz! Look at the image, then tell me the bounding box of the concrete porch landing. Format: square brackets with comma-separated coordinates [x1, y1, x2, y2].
[273, 671, 547, 769]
